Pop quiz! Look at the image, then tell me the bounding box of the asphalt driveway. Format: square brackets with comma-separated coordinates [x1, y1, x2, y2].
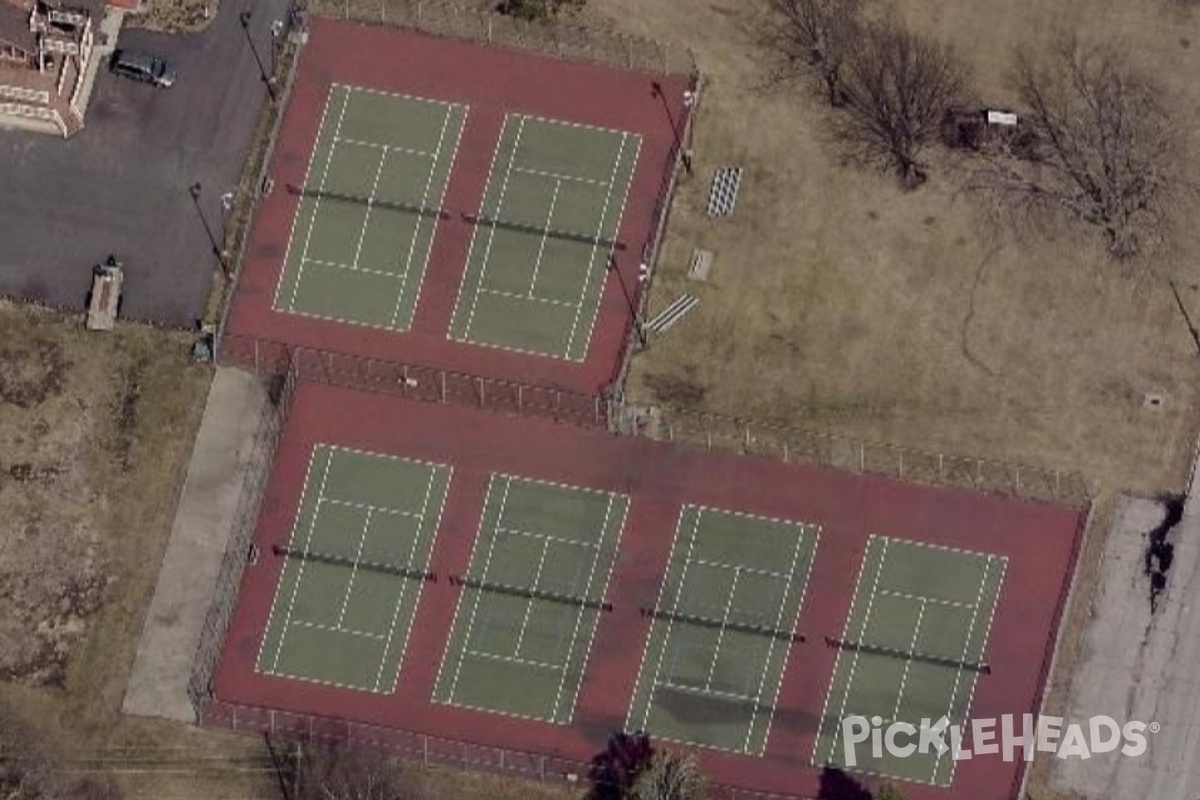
[0, 0, 290, 326]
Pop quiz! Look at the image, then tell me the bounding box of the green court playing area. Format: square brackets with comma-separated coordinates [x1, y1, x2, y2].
[627, 506, 819, 755]
[256, 445, 451, 692]
[813, 536, 1007, 785]
[448, 114, 641, 360]
[433, 474, 628, 723]
[274, 84, 467, 330]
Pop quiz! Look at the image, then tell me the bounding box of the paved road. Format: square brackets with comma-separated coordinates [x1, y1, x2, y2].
[1049, 486, 1200, 800]
[0, 0, 289, 326]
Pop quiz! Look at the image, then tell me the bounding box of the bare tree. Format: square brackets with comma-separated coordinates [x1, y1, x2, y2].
[292, 741, 425, 800]
[974, 34, 1187, 260]
[626, 751, 706, 800]
[770, 0, 864, 105]
[835, 20, 970, 188]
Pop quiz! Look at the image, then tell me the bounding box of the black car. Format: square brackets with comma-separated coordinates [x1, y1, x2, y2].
[110, 50, 176, 88]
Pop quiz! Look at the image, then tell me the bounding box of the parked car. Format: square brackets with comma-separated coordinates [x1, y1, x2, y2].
[109, 50, 176, 88]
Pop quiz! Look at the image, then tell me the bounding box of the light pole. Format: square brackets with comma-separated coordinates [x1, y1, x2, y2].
[189, 182, 229, 276]
[651, 80, 695, 175]
[270, 18, 284, 79]
[608, 255, 646, 347]
[240, 10, 276, 101]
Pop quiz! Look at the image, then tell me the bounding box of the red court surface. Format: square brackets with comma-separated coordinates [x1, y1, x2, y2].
[223, 18, 691, 394]
[212, 383, 1084, 800]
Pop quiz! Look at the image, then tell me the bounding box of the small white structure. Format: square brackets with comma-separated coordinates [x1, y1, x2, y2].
[985, 110, 1019, 127]
[86, 256, 123, 331]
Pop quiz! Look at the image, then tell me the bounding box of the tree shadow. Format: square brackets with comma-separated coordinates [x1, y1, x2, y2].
[587, 731, 655, 800]
[817, 766, 873, 800]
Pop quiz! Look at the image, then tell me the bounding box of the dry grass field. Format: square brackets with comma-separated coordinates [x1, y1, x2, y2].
[580, 0, 1200, 497]
[0, 302, 583, 800]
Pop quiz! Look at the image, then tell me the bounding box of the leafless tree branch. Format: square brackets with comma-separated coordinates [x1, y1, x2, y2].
[835, 20, 970, 188]
[768, 0, 865, 104]
[971, 33, 1190, 260]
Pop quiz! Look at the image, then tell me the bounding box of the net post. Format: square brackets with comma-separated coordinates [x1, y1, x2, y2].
[440, 371, 447, 403]
[423, 733, 429, 766]
[477, 376, 485, 408]
[518, 384, 523, 415]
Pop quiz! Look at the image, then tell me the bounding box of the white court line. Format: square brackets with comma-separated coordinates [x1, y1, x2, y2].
[348, 147, 391, 272]
[640, 506, 703, 732]
[514, 165, 610, 187]
[462, 115, 528, 340]
[322, 496, 423, 520]
[748, 522, 810, 754]
[828, 536, 890, 765]
[389, 101, 456, 329]
[550, 491, 616, 723]
[333, 137, 435, 159]
[479, 287, 576, 308]
[626, 507, 689, 734]
[948, 556, 1007, 785]
[292, 619, 387, 641]
[527, 178, 561, 298]
[270, 448, 335, 672]
[289, 86, 350, 312]
[446, 475, 512, 702]
[406, 103, 468, 332]
[938, 554, 1000, 783]
[879, 589, 976, 610]
[565, 133, 638, 359]
[463, 648, 563, 672]
[377, 465, 453, 693]
[704, 565, 742, 691]
[255, 448, 319, 672]
[301, 258, 401, 279]
[891, 597, 928, 720]
[335, 507, 374, 628]
[659, 682, 758, 704]
[690, 555, 791, 582]
[273, 88, 335, 313]
[496, 525, 602, 550]
[513, 537, 551, 658]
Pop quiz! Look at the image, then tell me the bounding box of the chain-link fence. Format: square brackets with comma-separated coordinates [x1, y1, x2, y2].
[203, 699, 814, 799]
[631, 405, 1091, 508]
[187, 366, 297, 718]
[216, 334, 607, 429]
[301, 0, 695, 76]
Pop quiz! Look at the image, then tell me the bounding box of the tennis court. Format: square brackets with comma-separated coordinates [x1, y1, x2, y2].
[813, 536, 1007, 786]
[273, 84, 467, 330]
[627, 506, 819, 755]
[448, 114, 642, 360]
[255, 445, 451, 692]
[433, 474, 628, 723]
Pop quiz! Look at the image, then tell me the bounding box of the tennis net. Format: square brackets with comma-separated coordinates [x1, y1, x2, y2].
[450, 574, 612, 612]
[273, 544, 436, 582]
[640, 605, 805, 643]
[288, 184, 624, 250]
[825, 636, 991, 674]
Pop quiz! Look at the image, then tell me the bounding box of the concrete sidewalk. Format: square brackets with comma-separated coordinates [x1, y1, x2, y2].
[123, 368, 268, 722]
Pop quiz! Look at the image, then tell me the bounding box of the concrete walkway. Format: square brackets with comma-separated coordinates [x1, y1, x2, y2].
[123, 368, 268, 722]
[1048, 456, 1200, 799]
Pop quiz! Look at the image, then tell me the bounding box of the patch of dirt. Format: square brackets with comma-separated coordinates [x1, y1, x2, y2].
[0, 340, 68, 408]
[128, 0, 220, 33]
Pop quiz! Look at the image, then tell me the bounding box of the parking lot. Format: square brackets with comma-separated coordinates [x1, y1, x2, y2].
[0, 0, 288, 326]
